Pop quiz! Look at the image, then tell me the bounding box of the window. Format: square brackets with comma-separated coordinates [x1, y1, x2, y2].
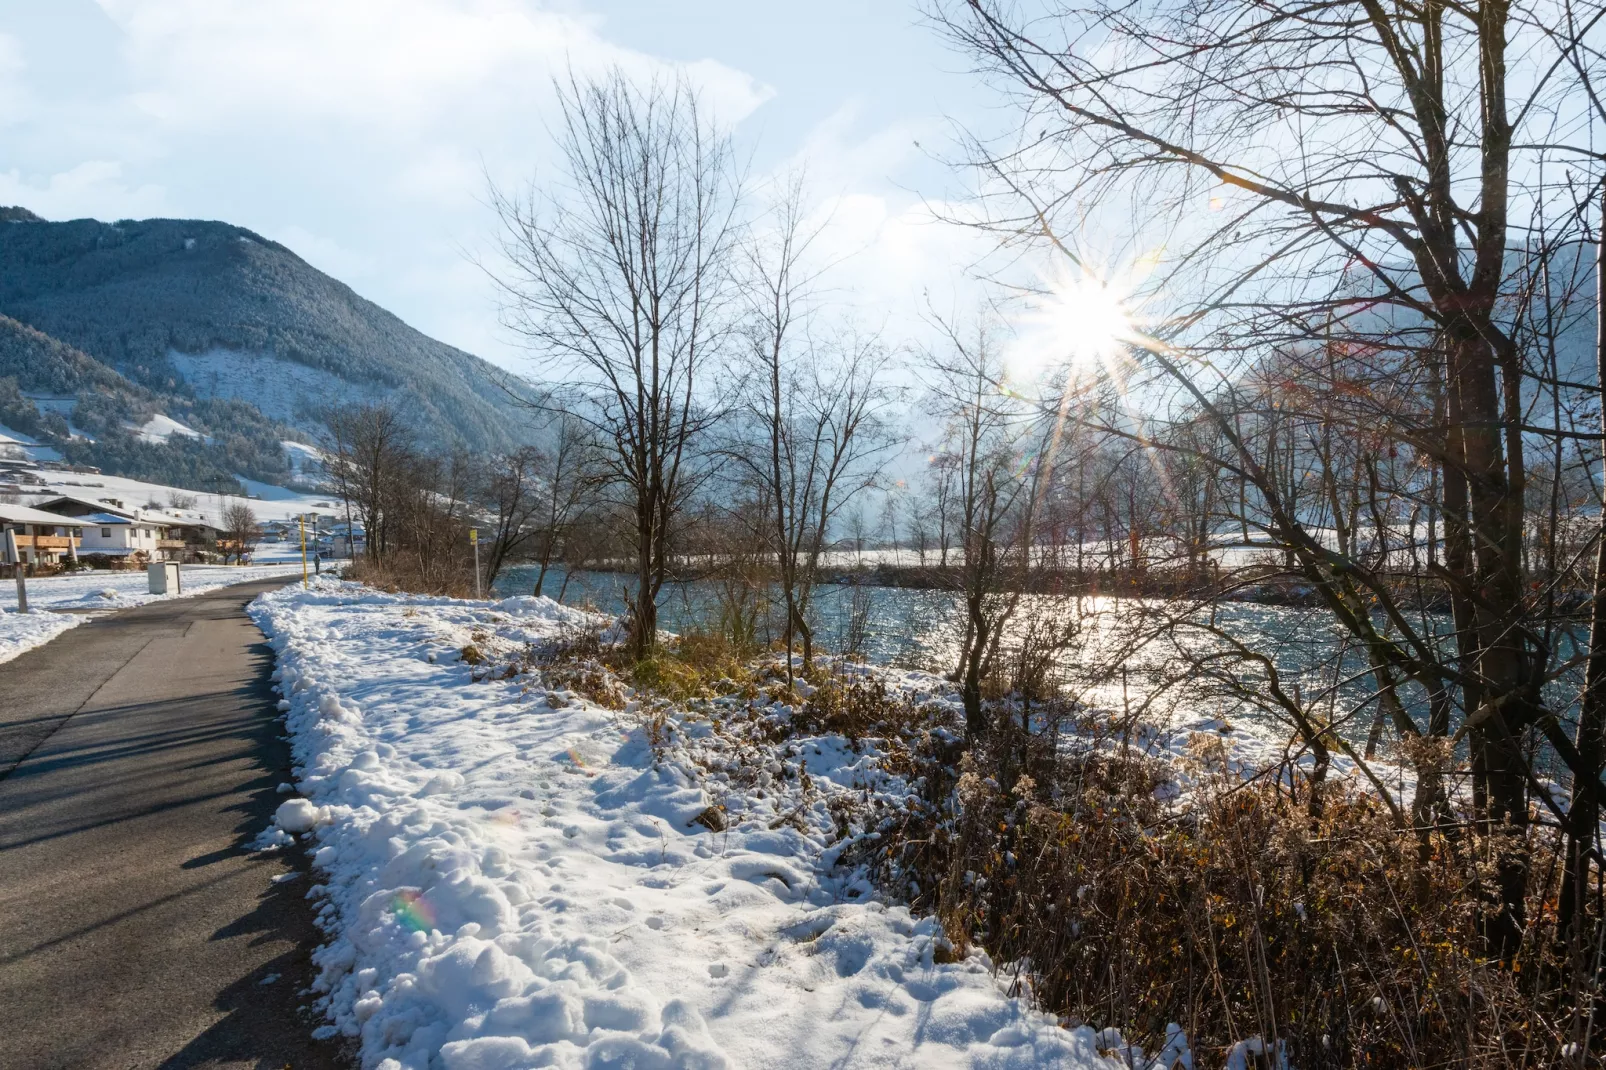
[102, 527, 111, 538]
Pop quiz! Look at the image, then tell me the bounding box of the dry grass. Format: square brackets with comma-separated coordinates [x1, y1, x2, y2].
[505, 612, 1602, 1065]
[344, 555, 477, 598]
[843, 706, 1603, 1069]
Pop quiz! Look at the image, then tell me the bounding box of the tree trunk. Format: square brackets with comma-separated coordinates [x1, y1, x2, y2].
[632, 513, 658, 660]
[1562, 190, 1606, 942]
[961, 590, 990, 740]
[1448, 319, 1530, 958]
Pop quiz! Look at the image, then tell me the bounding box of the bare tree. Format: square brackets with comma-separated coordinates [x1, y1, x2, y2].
[935, 0, 1606, 961]
[926, 313, 1043, 738]
[480, 415, 600, 596]
[732, 175, 897, 683]
[491, 69, 741, 659]
[529, 414, 601, 598]
[220, 502, 259, 565]
[326, 401, 410, 564]
[480, 447, 542, 591]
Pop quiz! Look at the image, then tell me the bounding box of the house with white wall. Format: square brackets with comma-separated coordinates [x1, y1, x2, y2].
[0, 503, 84, 568]
[76, 511, 167, 557]
[34, 495, 219, 562]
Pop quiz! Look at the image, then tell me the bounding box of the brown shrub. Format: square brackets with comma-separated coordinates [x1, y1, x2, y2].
[832, 697, 1598, 1068]
[345, 555, 477, 598]
[793, 673, 930, 747]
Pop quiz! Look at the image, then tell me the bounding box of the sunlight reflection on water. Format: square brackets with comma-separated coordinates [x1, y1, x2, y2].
[497, 566, 1536, 756]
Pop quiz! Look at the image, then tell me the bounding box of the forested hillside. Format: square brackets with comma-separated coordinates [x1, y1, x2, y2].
[0, 313, 293, 490]
[0, 213, 528, 454]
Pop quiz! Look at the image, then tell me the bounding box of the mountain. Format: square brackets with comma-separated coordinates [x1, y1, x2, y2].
[0, 212, 530, 462]
[0, 310, 302, 491]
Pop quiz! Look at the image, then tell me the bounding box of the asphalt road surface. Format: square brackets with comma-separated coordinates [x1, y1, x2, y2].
[0, 578, 345, 1069]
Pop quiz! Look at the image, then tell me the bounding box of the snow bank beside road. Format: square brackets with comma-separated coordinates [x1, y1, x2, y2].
[0, 564, 305, 664]
[0, 609, 78, 664]
[252, 580, 1122, 1069]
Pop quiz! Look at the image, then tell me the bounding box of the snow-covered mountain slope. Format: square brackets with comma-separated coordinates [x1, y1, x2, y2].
[249, 581, 1155, 1070]
[0, 421, 61, 462]
[0, 213, 530, 454]
[170, 349, 391, 431]
[283, 440, 327, 482]
[130, 413, 202, 444]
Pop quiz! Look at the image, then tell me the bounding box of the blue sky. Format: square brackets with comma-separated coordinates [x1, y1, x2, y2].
[0, 0, 999, 370]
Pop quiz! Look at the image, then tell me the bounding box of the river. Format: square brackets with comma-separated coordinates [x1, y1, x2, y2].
[494, 565, 1577, 760]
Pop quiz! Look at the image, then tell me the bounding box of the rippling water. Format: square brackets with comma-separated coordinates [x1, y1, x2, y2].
[495, 565, 1555, 756]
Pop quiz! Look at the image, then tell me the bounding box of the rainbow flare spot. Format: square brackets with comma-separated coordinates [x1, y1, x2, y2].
[391, 889, 437, 933]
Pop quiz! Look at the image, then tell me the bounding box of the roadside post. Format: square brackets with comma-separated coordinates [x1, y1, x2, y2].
[4, 527, 27, 614]
[299, 515, 309, 588]
[470, 528, 482, 599]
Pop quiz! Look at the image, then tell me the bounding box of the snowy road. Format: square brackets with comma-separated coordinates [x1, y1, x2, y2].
[0, 563, 310, 666]
[0, 579, 344, 1069]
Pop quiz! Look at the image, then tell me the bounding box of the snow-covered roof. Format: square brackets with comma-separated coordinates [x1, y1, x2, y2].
[0, 502, 86, 527]
[35, 494, 137, 518]
[137, 508, 217, 529]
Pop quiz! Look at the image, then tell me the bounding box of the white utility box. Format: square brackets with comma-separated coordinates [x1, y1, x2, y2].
[148, 561, 182, 595]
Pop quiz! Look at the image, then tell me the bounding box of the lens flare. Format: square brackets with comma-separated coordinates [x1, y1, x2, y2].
[391, 888, 437, 933]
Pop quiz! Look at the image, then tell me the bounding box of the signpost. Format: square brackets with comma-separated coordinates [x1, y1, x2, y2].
[4, 528, 27, 614]
[470, 528, 482, 599]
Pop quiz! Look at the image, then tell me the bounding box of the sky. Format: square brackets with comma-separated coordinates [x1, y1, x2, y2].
[0, 0, 1005, 374]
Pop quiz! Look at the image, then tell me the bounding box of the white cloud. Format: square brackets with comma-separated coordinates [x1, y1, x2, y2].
[779, 100, 944, 195]
[751, 102, 1000, 351]
[0, 160, 167, 220]
[96, 0, 770, 136]
[3, 2, 985, 375]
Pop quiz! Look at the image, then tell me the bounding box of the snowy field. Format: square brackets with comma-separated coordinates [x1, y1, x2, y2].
[251, 580, 1173, 1070]
[0, 563, 306, 664]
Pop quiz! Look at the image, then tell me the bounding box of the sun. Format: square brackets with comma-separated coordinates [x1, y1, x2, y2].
[1013, 265, 1140, 376]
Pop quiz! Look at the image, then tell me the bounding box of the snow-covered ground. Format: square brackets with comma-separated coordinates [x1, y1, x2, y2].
[20, 469, 337, 527]
[0, 421, 63, 463]
[251, 580, 1153, 1070]
[0, 563, 306, 664]
[284, 439, 328, 482]
[130, 413, 203, 444]
[171, 347, 389, 434]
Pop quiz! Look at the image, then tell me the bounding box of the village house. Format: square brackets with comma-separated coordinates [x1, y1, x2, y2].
[0, 502, 85, 570]
[34, 495, 222, 563]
